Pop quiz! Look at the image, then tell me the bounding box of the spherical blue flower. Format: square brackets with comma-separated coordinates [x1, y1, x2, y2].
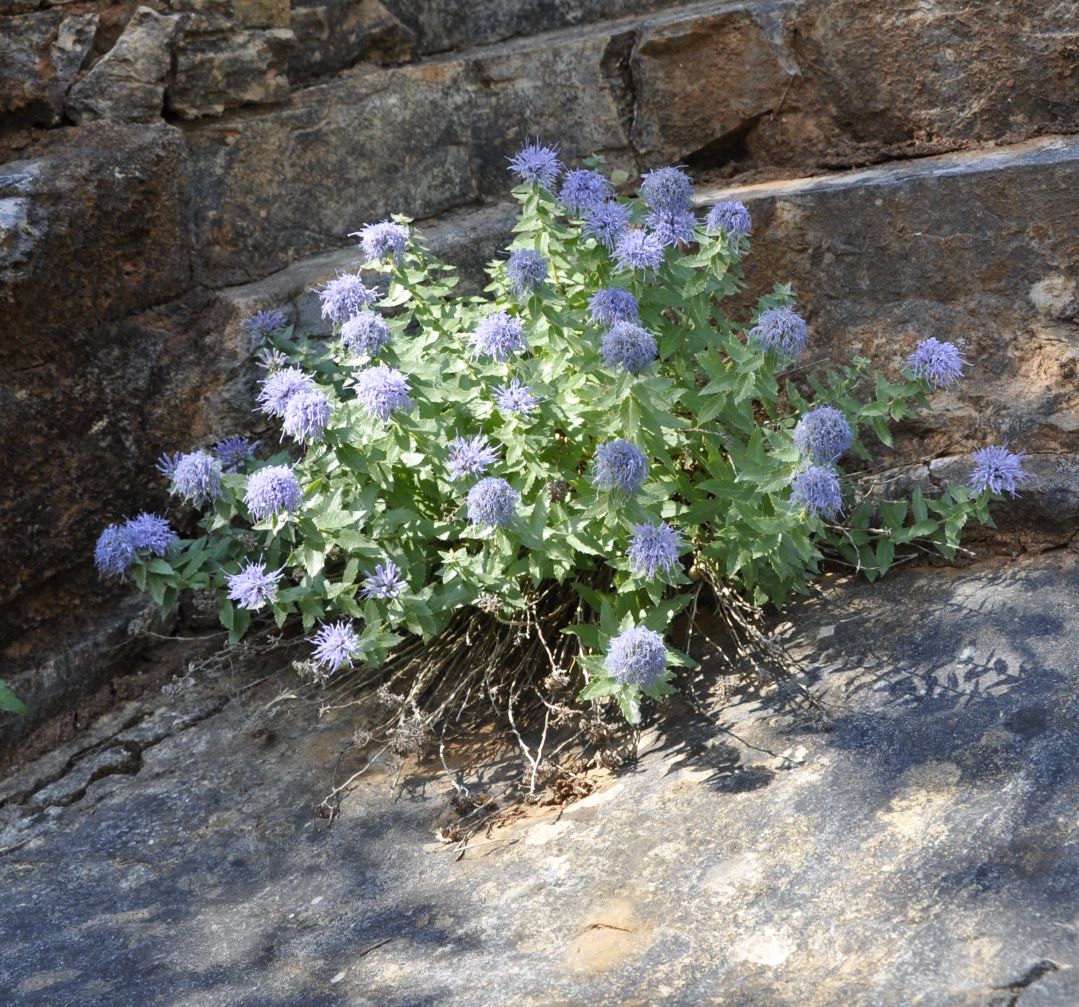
[646, 210, 697, 247]
[257, 366, 316, 418]
[583, 200, 632, 250]
[493, 377, 538, 418]
[706, 200, 752, 239]
[614, 229, 666, 274]
[353, 364, 413, 422]
[213, 435, 259, 473]
[447, 434, 501, 481]
[255, 347, 291, 372]
[318, 273, 380, 324]
[470, 311, 528, 362]
[227, 560, 281, 610]
[466, 477, 519, 528]
[155, 451, 181, 479]
[94, 524, 136, 577]
[559, 168, 612, 215]
[750, 306, 809, 359]
[311, 620, 362, 674]
[604, 626, 667, 688]
[244, 464, 303, 520]
[969, 444, 1031, 497]
[600, 321, 657, 374]
[906, 338, 968, 388]
[123, 512, 178, 556]
[790, 465, 843, 520]
[171, 450, 222, 507]
[507, 139, 562, 188]
[627, 522, 684, 579]
[282, 389, 333, 444]
[361, 560, 408, 601]
[588, 287, 639, 328]
[506, 249, 548, 297]
[593, 439, 648, 494]
[357, 220, 408, 264]
[793, 406, 853, 464]
[639, 166, 693, 216]
[242, 308, 288, 345]
[341, 312, 392, 358]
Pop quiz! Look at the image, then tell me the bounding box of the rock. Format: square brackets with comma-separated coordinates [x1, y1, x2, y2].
[167, 27, 295, 119]
[67, 7, 180, 124]
[696, 136, 1079, 469]
[0, 10, 98, 126]
[289, 0, 415, 82]
[2, 553, 1078, 1004]
[166, 0, 291, 32]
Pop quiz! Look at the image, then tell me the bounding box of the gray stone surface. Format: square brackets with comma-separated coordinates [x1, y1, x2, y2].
[2, 553, 1078, 1005]
[67, 7, 181, 124]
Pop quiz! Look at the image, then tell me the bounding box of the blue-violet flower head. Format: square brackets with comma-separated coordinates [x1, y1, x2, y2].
[559, 168, 612, 215]
[614, 229, 666, 274]
[493, 377, 538, 418]
[341, 311, 392, 358]
[361, 560, 408, 601]
[358, 220, 408, 264]
[94, 525, 137, 577]
[470, 311, 528, 362]
[213, 435, 259, 473]
[466, 477, 519, 528]
[605, 626, 667, 688]
[244, 464, 303, 520]
[282, 389, 333, 444]
[750, 306, 809, 359]
[227, 560, 281, 610]
[600, 321, 657, 374]
[593, 439, 648, 494]
[354, 364, 413, 422]
[906, 338, 968, 388]
[583, 200, 632, 250]
[310, 620, 362, 674]
[706, 200, 752, 239]
[791, 465, 843, 520]
[639, 166, 693, 216]
[969, 444, 1031, 498]
[506, 249, 548, 297]
[507, 139, 562, 188]
[319, 273, 380, 324]
[242, 308, 288, 345]
[123, 512, 177, 556]
[257, 366, 315, 418]
[588, 287, 639, 328]
[155, 451, 182, 479]
[793, 406, 853, 464]
[447, 434, 501, 481]
[171, 450, 222, 507]
[627, 522, 684, 580]
[646, 209, 697, 247]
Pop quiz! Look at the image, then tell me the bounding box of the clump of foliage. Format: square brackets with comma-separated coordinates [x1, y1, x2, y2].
[95, 141, 1028, 734]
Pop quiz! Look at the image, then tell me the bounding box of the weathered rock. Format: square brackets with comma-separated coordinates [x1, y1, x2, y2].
[633, 0, 1079, 168]
[697, 136, 1079, 465]
[2, 553, 1078, 1004]
[289, 0, 415, 82]
[167, 27, 295, 118]
[0, 9, 98, 126]
[166, 0, 291, 32]
[67, 7, 180, 124]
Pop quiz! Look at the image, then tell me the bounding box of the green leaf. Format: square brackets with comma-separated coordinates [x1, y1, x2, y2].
[0, 680, 28, 717]
[616, 687, 642, 725]
[578, 676, 620, 701]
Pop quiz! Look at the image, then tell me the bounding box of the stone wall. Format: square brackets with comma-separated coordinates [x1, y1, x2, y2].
[1, 0, 1077, 744]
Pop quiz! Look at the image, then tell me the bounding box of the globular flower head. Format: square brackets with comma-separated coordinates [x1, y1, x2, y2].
[227, 560, 281, 610]
[600, 321, 658, 374]
[123, 512, 178, 556]
[310, 620, 362, 674]
[559, 168, 612, 215]
[593, 439, 648, 494]
[171, 450, 222, 507]
[706, 200, 752, 240]
[318, 273, 380, 324]
[646, 209, 697, 247]
[213, 435, 259, 473]
[906, 338, 968, 388]
[94, 524, 137, 577]
[639, 166, 693, 216]
[341, 311, 392, 358]
[470, 311, 528, 362]
[750, 306, 809, 359]
[791, 465, 843, 520]
[282, 389, 333, 444]
[447, 434, 501, 481]
[155, 451, 182, 479]
[244, 464, 303, 520]
[493, 377, 538, 418]
[793, 406, 853, 464]
[588, 287, 639, 328]
[627, 522, 684, 580]
[605, 626, 667, 688]
[506, 249, 548, 297]
[583, 200, 632, 250]
[969, 444, 1032, 498]
[466, 477, 519, 528]
[507, 139, 562, 188]
[357, 220, 408, 264]
[257, 366, 316, 418]
[361, 560, 408, 601]
[354, 364, 413, 422]
[256, 346, 291, 372]
[613, 229, 666, 274]
[242, 308, 288, 345]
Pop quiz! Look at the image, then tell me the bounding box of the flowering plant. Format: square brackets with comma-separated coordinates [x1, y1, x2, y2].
[96, 143, 1025, 729]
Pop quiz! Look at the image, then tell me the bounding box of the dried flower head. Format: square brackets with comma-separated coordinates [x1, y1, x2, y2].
[546, 477, 570, 503]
